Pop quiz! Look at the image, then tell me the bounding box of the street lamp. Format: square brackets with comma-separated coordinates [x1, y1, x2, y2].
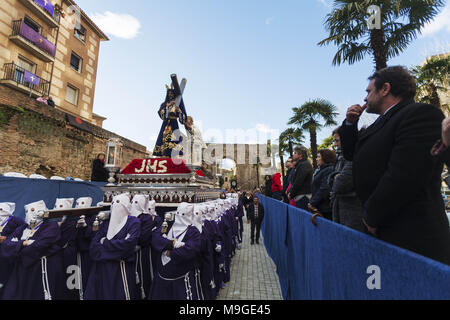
[105, 138, 123, 186]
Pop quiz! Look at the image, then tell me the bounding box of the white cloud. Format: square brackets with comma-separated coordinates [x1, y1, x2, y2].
[421, 3, 450, 37]
[255, 123, 272, 133]
[89, 11, 141, 39]
[265, 17, 274, 25]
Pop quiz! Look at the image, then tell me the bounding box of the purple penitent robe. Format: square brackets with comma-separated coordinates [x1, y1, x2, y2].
[84, 216, 141, 300]
[0, 216, 27, 298]
[135, 214, 159, 299]
[75, 215, 99, 300]
[2, 222, 63, 300]
[149, 225, 201, 300]
[198, 222, 215, 300]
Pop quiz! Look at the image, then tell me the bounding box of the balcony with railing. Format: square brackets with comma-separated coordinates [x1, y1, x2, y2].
[0, 62, 50, 97]
[18, 0, 61, 28]
[9, 20, 56, 63]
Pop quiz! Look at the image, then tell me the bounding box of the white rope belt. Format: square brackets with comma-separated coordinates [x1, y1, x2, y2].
[77, 252, 84, 300]
[40, 256, 52, 300]
[120, 260, 131, 300]
[149, 247, 154, 282]
[158, 271, 190, 281]
[195, 268, 204, 300]
[137, 249, 146, 299]
[185, 273, 192, 300]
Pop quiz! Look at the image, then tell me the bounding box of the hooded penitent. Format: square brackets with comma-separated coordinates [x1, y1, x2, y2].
[107, 194, 131, 240]
[24, 200, 47, 226]
[168, 202, 193, 243]
[130, 194, 150, 217]
[192, 204, 204, 233]
[0, 203, 15, 218]
[54, 198, 74, 210]
[148, 200, 157, 217]
[75, 197, 93, 208]
[0, 203, 15, 231]
[22, 200, 48, 240]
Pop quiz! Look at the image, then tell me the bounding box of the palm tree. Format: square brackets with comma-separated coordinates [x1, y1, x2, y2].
[288, 99, 338, 168]
[318, 0, 445, 70]
[279, 128, 305, 157]
[319, 135, 334, 150]
[411, 54, 450, 113]
[278, 128, 305, 179]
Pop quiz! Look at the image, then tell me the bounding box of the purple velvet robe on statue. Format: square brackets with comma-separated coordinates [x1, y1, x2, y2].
[149, 225, 201, 300]
[2, 222, 64, 300]
[84, 216, 141, 300]
[0, 216, 27, 298]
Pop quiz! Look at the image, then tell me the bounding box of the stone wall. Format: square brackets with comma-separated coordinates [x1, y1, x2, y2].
[0, 85, 147, 179]
[203, 143, 272, 191]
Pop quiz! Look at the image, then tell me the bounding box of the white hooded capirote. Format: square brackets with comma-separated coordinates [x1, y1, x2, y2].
[0, 202, 15, 217]
[75, 197, 93, 208]
[148, 200, 157, 217]
[168, 202, 194, 243]
[192, 204, 204, 233]
[107, 194, 132, 240]
[208, 204, 218, 220]
[161, 202, 194, 266]
[130, 194, 150, 217]
[0, 202, 15, 229]
[21, 201, 47, 241]
[54, 198, 74, 210]
[24, 200, 47, 225]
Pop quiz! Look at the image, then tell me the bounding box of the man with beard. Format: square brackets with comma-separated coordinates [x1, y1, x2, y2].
[339, 66, 450, 265]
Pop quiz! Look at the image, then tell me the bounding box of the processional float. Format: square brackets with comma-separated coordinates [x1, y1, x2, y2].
[101, 74, 220, 213]
[43, 74, 219, 222]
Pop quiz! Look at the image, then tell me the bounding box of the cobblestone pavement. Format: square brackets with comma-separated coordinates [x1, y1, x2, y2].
[217, 221, 283, 300]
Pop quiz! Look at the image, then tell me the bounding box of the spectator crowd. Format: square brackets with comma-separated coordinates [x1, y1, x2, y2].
[263, 66, 450, 266]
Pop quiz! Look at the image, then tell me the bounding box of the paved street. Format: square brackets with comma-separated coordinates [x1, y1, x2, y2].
[217, 221, 283, 300]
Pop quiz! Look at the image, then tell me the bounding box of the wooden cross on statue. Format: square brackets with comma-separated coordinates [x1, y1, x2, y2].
[170, 74, 187, 115]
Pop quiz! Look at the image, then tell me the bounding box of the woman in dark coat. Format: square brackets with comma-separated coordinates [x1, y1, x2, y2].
[308, 149, 336, 220]
[264, 175, 272, 198]
[330, 161, 366, 232]
[91, 153, 108, 182]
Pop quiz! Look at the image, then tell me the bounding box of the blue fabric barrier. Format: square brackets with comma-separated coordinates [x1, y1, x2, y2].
[0, 176, 104, 219]
[260, 195, 450, 300]
[260, 196, 290, 299]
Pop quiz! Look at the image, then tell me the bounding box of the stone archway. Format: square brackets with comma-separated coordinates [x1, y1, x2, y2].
[202, 141, 273, 191]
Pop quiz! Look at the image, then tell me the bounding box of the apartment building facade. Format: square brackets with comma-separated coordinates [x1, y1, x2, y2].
[0, 0, 108, 127]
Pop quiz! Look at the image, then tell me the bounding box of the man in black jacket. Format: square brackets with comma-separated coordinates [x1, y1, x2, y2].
[282, 157, 294, 203]
[91, 153, 109, 182]
[288, 146, 313, 210]
[247, 195, 265, 245]
[339, 66, 450, 265]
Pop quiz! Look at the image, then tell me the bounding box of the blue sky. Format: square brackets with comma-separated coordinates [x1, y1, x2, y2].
[75, 0, 450, 153]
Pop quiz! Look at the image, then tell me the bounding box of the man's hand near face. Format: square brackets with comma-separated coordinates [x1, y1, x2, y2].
[346, 104, 367, 124]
